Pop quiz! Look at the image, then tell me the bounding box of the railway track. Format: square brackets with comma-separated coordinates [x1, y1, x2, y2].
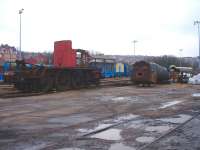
[0, 78, 132, 98]
[76, 112, 200, 150]
[138, 111, 200, 150]
[37, 110, 200, 150]
[100, 78, 131, 86]
[0, 91, 55, 99]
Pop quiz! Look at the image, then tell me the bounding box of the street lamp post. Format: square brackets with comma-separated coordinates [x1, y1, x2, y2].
[194, 20, 200, 68]
[132, 40, 137, 56]
[19, 8, 24, 60]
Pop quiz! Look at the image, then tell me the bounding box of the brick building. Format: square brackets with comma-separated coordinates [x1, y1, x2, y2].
[0, 44, 18, 64]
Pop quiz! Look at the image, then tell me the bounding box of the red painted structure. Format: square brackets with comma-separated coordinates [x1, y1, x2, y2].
[54, 40, 76, 68]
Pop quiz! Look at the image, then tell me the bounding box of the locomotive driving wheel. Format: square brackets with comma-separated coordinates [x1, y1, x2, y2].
[31, 79, 41, 92]
[55, 72, 71, 91]
[71, 71, 82, 89]
[39, 77, 54, 92]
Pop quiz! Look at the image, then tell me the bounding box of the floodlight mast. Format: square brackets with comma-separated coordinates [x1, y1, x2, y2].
[194, 20, 200, 68]
[19, 8, 24, 60]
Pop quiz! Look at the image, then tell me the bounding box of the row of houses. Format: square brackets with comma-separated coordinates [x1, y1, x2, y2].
[0, 44, 51, 65]
[22, 52, 52, 65]
[0, 44, 18, 64]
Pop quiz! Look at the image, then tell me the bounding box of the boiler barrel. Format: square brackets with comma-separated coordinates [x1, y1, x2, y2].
[150, 63, 169, 82]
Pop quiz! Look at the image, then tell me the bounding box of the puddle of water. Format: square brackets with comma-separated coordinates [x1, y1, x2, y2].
[111, 96, 138, 103]
[91, 128, 122, 140]
[78, 123, 113, 133]
[145, 125, 172, 133]
[57, 148, 83, 150]
[78, 114, 138, 135]
[136, 136, 155, 143]
[48, 114, 92, 125]
[109, 143, 136, 150]
[158, 114, 192, 124]
[112, 97, 127, 101]
[99, 96, 138, 103]
[192, 93, 200, 99]
[159, 101, 182, 109]
[49, 133, 70, 137]
[114, 114, 139, 123]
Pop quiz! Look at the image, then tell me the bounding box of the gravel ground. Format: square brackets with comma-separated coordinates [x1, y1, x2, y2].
[0, 83, 200, 150]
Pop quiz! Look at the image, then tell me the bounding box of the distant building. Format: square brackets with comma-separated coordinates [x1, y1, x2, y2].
[0, 44, 18, 64]
[22, 52, 52, 65]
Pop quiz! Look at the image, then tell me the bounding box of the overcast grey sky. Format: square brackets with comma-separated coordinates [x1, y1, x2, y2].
[0, 0, 200, 56]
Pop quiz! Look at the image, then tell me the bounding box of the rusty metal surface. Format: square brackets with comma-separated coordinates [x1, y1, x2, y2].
[132, 61, 169, 85]
[12, 60, 101, 92]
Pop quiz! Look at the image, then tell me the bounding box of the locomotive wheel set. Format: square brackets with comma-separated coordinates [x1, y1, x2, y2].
[13, 40, 101, 92]
[13, 62, 100, 92]
[10, 40, 171, 92]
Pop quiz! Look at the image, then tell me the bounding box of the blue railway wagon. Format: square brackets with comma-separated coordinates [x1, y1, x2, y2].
[3, 62, 17, 83]
[0, 65, 3, 82]
[89, 58, 115, 78]
[124, 63, 131, 77]
[115, 63, 124, 77]
[0, 73, 3, 81]
[115, 63, 132, 77]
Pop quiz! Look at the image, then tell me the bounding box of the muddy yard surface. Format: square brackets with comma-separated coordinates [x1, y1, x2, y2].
[0, 84, 200, 150]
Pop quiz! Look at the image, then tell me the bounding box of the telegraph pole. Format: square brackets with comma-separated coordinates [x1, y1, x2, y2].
[19, 8, 24, 60]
